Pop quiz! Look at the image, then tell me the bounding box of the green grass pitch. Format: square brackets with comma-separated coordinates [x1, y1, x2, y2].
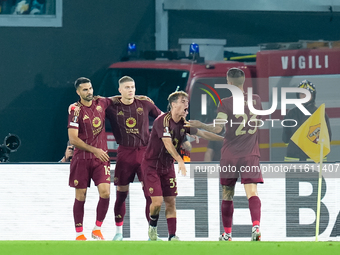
[0, 241, 339, 255]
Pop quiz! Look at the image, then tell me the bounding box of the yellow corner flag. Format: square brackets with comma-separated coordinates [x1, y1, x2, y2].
[290, 104, 330, 163]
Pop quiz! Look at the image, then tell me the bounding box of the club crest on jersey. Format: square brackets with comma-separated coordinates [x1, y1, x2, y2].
[136, 107, 144, 115]
[74, 180, 78, 186]
[96, 105, 103, 112]
[92, 117, 101, 128]
[308, 123, 321, 144]
[149, 187, 154, 194]
[126, 117, 137, 128]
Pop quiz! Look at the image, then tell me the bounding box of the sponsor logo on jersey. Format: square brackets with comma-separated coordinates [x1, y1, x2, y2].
[126, 117, 137, 128]
[118, 111, 124, 116]
[126, 129, 139, 134]
[83, 115, 89, 120]
[92, 117, 101, 128]
[136, 107, 144, 115]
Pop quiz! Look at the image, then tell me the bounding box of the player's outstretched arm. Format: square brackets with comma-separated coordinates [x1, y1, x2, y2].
[188, 120, 224, 134]
[68, 128, 109, 162]
[162, 137, 186, 176]
[196, 129, 224, 141]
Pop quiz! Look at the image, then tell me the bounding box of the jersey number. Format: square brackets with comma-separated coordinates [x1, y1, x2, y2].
[235, 113, 258, 136]
[104, 165, 111, 176]
[169, 178, 177, 188]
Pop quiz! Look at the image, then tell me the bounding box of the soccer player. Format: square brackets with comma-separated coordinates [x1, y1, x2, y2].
[142, 91, 223, 241]
[189, 68, 263, 241]
[105, 76, 162, 241]
[68, 77, 112, 241]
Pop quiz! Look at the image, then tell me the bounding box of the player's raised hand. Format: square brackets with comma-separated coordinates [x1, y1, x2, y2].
[188, 120, 203, 128]
[178, 161, 187, 176]
[93, 148, 110, 162]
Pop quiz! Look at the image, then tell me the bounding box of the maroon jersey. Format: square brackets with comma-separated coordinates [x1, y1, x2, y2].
[143, 112, 197, 171]
[68, 97, 111, 159]
[217, 93, 262, 159]
[105, 98, 161, 147]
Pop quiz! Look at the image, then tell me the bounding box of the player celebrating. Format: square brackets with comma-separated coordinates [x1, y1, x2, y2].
[142, 91, 223, 241]
[106, 76, 162, 241]
[68, 77, 112, 241]
[189, 68, 263, 241]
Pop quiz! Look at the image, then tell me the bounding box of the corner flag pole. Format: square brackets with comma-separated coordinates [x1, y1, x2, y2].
[315, 139, 324, 242]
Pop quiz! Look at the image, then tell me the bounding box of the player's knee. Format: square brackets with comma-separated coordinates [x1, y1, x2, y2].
[165, 202, 175, 213]
[76, 189, 87, 201]
[164, 197, 176, 208]
[100, 190, 110, 199]
[222, 185, 235, 201]
[151, 198, 163, 208]
[153, 202, 162, 209]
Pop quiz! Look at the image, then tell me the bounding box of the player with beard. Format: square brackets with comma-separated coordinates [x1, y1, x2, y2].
[68, 77, 112, 240]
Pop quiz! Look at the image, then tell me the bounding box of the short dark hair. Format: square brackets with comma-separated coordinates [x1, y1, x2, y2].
[74, 77, 91, 89]
[167, 91, 188, 110]
[119, 76, 134, 86]
[227, 68, 245, 86]
[227, 68, 245, 79]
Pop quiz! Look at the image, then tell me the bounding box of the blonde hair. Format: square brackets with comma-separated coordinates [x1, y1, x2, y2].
[118, 76, 134, 86]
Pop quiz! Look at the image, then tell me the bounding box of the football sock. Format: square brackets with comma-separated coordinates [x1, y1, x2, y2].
[73, 199, 85, 232]
[114, 191, 128, 225]
[150, 214, 159, 227]
[96, 197, 110, 223]
[167, 217, 177, 239]
[248, 196, 261, 226]
[93, 220, 102, 231]
[116, 225, 123, 234]
[145, 195, 152, 222]
[222, 200, 234, 233]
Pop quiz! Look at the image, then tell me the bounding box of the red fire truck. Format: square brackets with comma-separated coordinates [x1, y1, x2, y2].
[97, 43, 340, 162]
